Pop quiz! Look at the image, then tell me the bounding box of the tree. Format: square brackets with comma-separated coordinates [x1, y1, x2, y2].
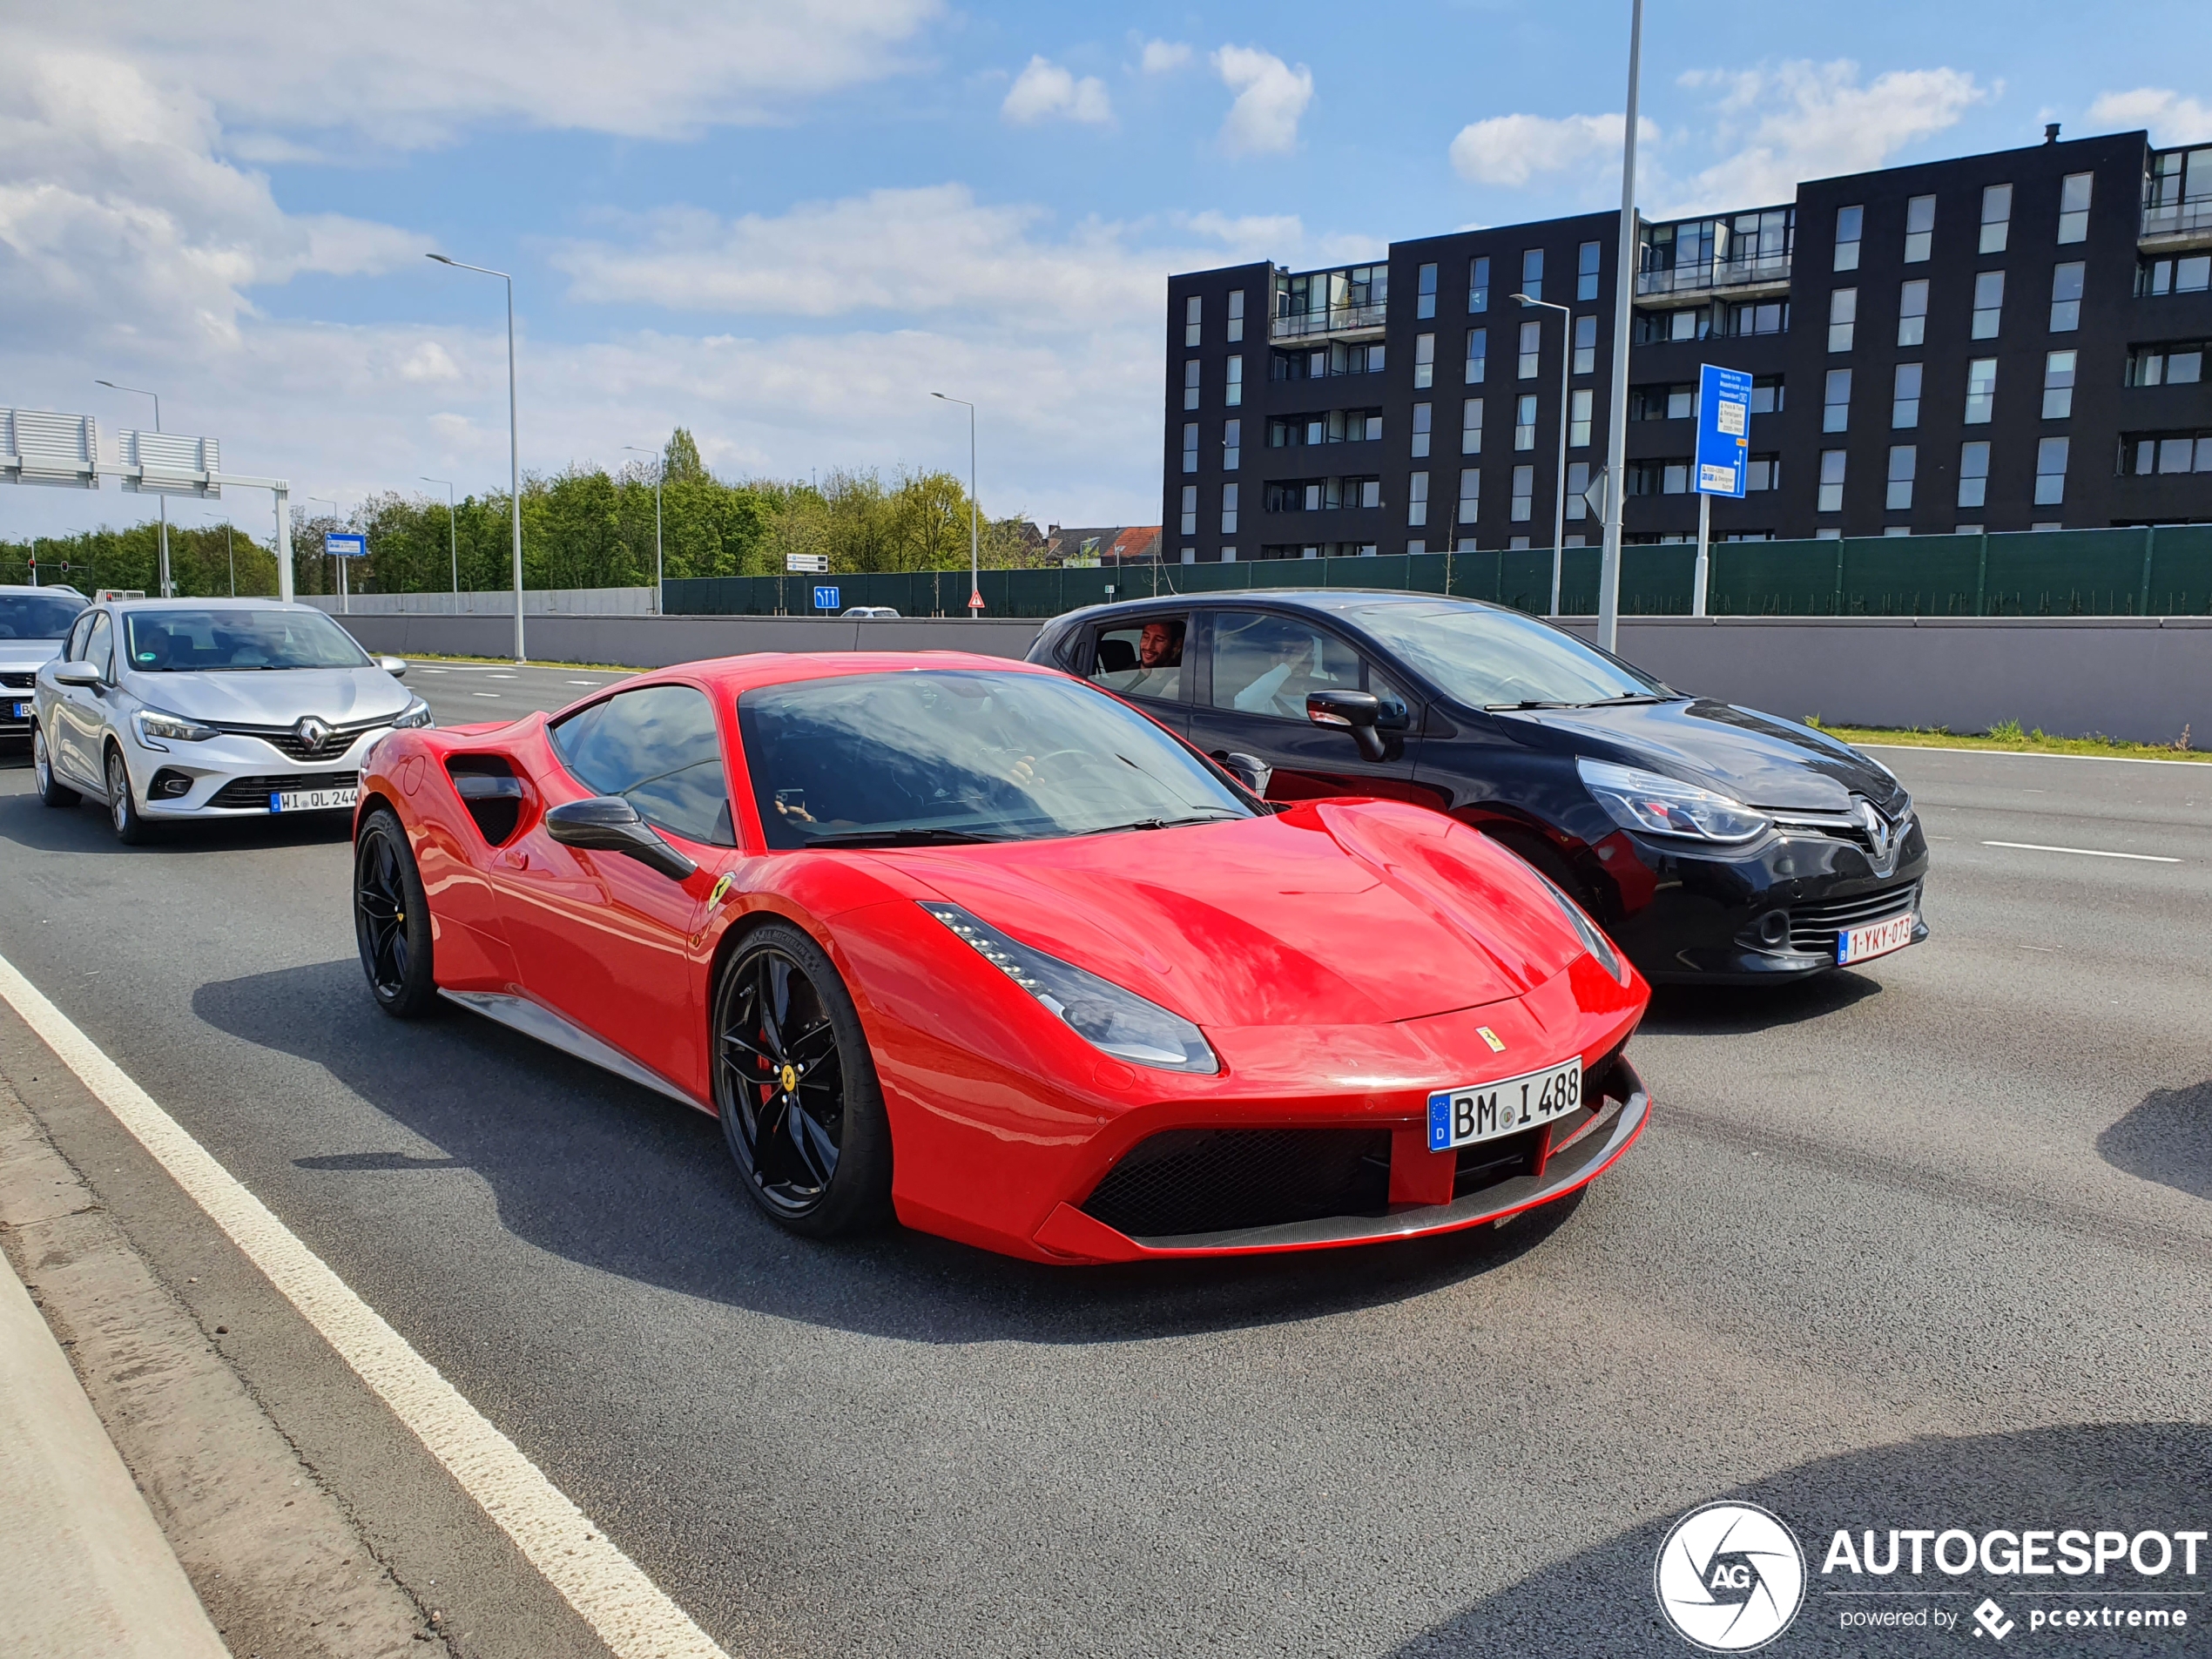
[663, 427, 707, 483]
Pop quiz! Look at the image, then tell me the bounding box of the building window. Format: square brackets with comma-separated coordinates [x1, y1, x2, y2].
[1222, 546, 1238, 563]
[1181, 422, 1198, 473]
[1225, 354, 1243, 406]
[1465, 327, 1487, 384]
[1184, 294, 1202, 347]
[1883, 526, 1912, 538]
[1570, 388, 1594, 447]
[1515, 393, 1538, 450]
[1572, 313, 1596, 375]
[1518, 320, 1541, 379]
[1511, 464, 1534, 521]
[1817, 528, 1844, 541]
[2058, 173, 2093, 244]
[2034, 436, 2069, 505]
[1828, 287, 1857, 352]
[1886, 445, 1916, 511]
[1834, 204, 1863, 271]
[1958, 442, 1991, 509]
[1458, 469, 1480, 523]
[1726, 300, 1787, 336]
[1818, 449, 1846, 513]
[1979, 183, 2013, 254]
[1905, 193, 1935, 262]
[2050, 262, 2085, 331]
[1521, 247, 1543, 303]
[2138, 254, 2212, 296]
[1411, 401, 1432, 458]
[1972, 270, 2004, 340]
[1416, 262, 1439, 320]
[1824, 368, 1851, 433]
[1566, 460, 1590, 519]
[1184, 358, 1200, 410]
[2121, 432, 2212, 475]
[1406, 540, 1426, 556]
[1223, 418, 1241, 469]
[1577, 240, 1601, 301]
[2127, 341, 2207, 385]
[1221, 482, 1238, 533]
[1898, 279, 1930, 347]
[1407, 471, 1429, 527]
[1746, 455, 1781, 492]
[1469, 256, 1490, 314]
[2041, 351, 2075, 421]
[1965, 358, 1998, 424]
[1892, 363, 1921, 428]
[1414, 333, 1435, 389]
[1461, 397, 1484, 455]
[1663, 462, 1689, 495]
[1179, 484, 1197, 535]
[1181, 546, 1196, 564]
[1227, 288, 1244, 342]
[1750, 375, 1784, 415]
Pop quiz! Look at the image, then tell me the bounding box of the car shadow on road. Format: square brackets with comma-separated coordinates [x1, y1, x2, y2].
[2098, 1082, 2212, 1202]
[1388, 1421, 2212, 1656]
[192, 958, 1579, 1344]
[0, 785, 353, 856]
[1640, 972, 1884, 1037]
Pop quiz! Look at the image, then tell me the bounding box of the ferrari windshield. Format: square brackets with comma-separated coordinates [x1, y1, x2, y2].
[0, 592, 87, 640]
[120, 608, 372, 671]
[1342, 599, 1673, 710]
[738, 670, 1254, 848]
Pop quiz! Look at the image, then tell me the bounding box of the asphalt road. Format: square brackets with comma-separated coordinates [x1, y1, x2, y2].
[0, 706, 2208, 1658]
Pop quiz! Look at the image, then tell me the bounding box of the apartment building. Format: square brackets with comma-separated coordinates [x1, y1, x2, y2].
[1163, 126, 2212, 561]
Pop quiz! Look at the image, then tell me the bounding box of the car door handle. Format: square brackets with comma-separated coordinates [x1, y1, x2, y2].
[498, 848, 531, 871]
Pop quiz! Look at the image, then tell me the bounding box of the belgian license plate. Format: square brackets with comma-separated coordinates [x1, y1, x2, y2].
[1838, 912, 1915, 966]
[8, 701, 30, 719]
[271, 786, 358, 813]
[1427, 1061, 1582, 1152]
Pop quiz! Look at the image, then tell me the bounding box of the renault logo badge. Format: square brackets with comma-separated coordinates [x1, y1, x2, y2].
[1858, 799, 1892, 859]
[298, 715, 331, 752]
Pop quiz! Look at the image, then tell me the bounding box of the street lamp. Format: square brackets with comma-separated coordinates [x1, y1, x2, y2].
[621, 446, 664, 614]
[421, 477, 458, 594]
[93, 379, 172, 597]
[1513, 293, 1574, 617]
[931, 393, 981, 617]
[1597, 0, 1647, 655]
[428, 253, 526, 663]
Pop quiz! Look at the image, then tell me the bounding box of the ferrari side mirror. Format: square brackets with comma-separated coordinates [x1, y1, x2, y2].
[1306, 690, 1388, 763]
[543, 796, 698, 883]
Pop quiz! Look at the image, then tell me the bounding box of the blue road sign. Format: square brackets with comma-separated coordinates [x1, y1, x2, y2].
[813, 585, 840, 610]
[1695, 364, 1753, 499]
[326, 532, 368, 558]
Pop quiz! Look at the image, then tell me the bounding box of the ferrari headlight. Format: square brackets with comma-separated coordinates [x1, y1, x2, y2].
[133, 708, 218, 749]
[392, 698, 435, 730]
[1576, 757, 1769, 844]
[921, 902, 1218, 1074]
[1534, 876, 1629, 986]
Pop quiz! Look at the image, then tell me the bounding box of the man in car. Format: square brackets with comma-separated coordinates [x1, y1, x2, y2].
[1127, 619, 1184, 699]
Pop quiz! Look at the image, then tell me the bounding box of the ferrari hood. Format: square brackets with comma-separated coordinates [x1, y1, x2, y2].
[117, 665, 413, 725]
[891, 800, 1581, 1029]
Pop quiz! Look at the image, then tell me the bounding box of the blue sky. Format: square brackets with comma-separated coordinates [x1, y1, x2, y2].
[4, 0, 2209, 543]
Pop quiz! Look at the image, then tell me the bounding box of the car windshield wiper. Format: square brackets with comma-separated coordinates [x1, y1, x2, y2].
[1575, 693, 1677, 706]
[1089, 812, 1247, 834]
[1486, 699, 1579, 711]
[801, 827, 1006, 848]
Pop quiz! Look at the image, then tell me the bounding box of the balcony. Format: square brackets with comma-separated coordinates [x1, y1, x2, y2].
[2141, 195, 2212, 251]
[1635, 205, 1794, 309]
[1634, 252, 1792, 303]
[1271, 302, 1389, 342]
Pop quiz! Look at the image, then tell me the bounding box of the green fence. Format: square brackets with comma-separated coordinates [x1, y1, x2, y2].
[664, 526, 2212, 621]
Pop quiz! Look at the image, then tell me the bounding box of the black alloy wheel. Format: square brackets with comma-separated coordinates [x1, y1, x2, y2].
[713, 921, 891, 1238]
[33, 725, 78, 809]
[354, 808, 439, 1017]
[105, 745, 147, 845]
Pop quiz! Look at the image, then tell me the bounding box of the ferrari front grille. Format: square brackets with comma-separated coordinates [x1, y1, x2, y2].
[1078, 1127, 1390, 1239]
[1787, 883, 1918, 952]
[208, 771, 359, 810]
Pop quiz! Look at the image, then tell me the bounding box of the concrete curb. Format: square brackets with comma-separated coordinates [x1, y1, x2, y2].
[0, 1236, 230, 1659]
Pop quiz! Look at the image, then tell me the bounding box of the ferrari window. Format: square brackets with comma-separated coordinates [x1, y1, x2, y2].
[1342, 599, 1670, 710]
[736, 671, 1251, 849]
[550, 685, 735, 846]
[1206, 611, 1407, 725]
[1089, 617, 1188, 702]
[0, 591, 86, 640]
[120, 608, 372, 671]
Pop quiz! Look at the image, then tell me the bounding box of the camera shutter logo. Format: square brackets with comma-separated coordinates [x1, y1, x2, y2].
[1654, 1501, 1805, 1652]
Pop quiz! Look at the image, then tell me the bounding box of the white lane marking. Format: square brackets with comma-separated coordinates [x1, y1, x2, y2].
[1858, 742, 2210, 769]
[0, 953, 732, 1659]
[1981, 840, 2181, 863]
[470, 692, 502, 698]
[565, 680, 598, 685]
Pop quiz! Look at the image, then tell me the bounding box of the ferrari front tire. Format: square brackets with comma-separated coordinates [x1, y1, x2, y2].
[712, 921, 893, 1238]
[354, 808, 439, 1018]
[33, 725, 78, 809]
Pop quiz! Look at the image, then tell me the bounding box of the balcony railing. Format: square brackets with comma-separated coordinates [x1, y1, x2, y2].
[2141, 196, 2212, 244]
[1635, 253, 1791, 300]
[1271, 302, 1388, 341]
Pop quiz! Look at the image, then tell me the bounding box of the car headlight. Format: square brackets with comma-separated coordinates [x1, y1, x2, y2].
[392, 698, 434, 730]
[1532, 874, 1629, 987]
[921, 901, 1218, 1074]
[1576, 757, 1770, 844]
[133, 708, 218, 749]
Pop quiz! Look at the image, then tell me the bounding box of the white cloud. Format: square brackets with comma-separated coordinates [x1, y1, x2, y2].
[1212, 45, 1312, 158]
[1001, 57, 1113, 127]
[1450, 112, 1643, 187]
[1140, 40, 1192, 76]
[2087, 87, 2212, 146]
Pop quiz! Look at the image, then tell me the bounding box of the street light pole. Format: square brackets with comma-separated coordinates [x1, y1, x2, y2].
[309, 496, 342, 611]
[1598, 0, 1645, 655]
[932, 393, 980, 617]
[421, 477, 457, 594]
[94, 380, 170, 597]
[1514, 294, 1574, 617]
[428, 253, 525, 662]
[622, 446, 664, 614]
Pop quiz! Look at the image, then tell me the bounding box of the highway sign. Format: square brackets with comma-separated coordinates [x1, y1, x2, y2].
[326, 532, 368, 558]
[786, 553, 829, 573]
[813, 585, 840, 610]
[1695, 365, 1752, 498]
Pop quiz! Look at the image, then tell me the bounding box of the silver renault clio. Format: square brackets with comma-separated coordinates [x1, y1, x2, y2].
[31, 597, 431, 842]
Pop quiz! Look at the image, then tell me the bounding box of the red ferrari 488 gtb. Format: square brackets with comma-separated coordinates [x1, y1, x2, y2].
[352, 652, 1649, 1263]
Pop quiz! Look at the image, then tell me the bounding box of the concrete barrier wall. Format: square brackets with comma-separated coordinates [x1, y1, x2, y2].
[331, 611, 2210, 746]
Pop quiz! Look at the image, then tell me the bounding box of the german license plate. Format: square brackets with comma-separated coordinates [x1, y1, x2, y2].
[1427, 1061, 1582, 1152]
[1838, 911, 1915, 966]
[271, 786, 357, 813]
[8, 701, 30, 719]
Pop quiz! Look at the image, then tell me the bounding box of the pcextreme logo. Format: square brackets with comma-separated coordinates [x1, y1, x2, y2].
[1655, 1502, 1807, 1652]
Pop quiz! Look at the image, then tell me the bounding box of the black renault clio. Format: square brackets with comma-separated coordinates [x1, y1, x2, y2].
[1027, 590, 1928, 983]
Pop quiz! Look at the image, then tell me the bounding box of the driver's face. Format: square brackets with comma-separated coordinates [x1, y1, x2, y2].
[1139, 623, 1176, 667]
